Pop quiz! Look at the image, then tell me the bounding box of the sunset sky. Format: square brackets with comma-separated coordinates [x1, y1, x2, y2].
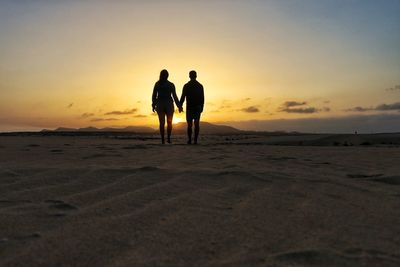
[1, 0, 399, 132]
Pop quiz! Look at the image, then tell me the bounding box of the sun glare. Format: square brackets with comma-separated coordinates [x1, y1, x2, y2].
[173, 117, 182, 124]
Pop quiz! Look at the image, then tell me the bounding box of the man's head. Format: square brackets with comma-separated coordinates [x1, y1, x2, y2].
[189, 70, 197, 80]
[159, 69, 169, 81]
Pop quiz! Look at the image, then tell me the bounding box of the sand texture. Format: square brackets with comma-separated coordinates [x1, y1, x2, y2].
[0, 135, 400, 266]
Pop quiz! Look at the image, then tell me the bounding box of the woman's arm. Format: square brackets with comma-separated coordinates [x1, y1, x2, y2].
[152, 82, 158, 111]
[171, 83, 181, 109]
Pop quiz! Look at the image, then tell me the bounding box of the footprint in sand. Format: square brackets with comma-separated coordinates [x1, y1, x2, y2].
[1, 233, 42, 245]
[347, 173, 384, 179]
[122, 145, 147, 149]
[266, 156, 297, 161]
[45, 200, 78, 217]
[82, 153, 122, 159]
[27, 144, 40, 147]
[316, 162, 331, 165]
[15, 232, 41, 241]
[346, 174, 400, 185]
[50, 149, 63, 153]
[371, 176, 400, 185]
[273, 248, 400, 266]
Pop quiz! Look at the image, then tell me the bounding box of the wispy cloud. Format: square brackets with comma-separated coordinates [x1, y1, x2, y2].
[282, 101, 307, 108]
[376, 102, 400, 111]
[346, 102, 400, 112]
[134, 114, 147, 118]
[206, 102, 216, 107]
[385, 85, 400, 92]
[345, 106, 371, 112]
[81, 113, 94, 118]
[90, 118, 119, 122]
[241, 106, 260, 113]
[104, 108, 137, 115]
[281, 107, 319, 114]
[279, 101, 328, 114]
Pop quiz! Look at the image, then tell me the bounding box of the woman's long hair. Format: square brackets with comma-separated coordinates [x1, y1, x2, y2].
[159, 69, 169, 82]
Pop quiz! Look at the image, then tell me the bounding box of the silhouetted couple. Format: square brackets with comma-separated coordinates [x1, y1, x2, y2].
[152, 69, 204, 145]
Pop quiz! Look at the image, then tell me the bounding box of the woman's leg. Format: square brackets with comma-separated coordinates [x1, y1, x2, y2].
[166, 112, 173, 143]
[157, 111, 166, 144]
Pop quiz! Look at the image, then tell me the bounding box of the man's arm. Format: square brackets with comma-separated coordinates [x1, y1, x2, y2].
[200, 85, 204, 112]
[179, 85, 186, 108]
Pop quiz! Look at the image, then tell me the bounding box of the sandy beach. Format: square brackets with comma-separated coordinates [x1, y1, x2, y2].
[0, 134, 400, 266]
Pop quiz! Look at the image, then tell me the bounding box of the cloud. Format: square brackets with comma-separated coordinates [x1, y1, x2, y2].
[282, 101, 307, 108]
[104, 108, 137, 115]
[345, 106, 371, 112]
[81, 113, 94, 118]
[134, 114, 147, 118]
[219, 105, 231, 109]
[281, 107, 319, 114]
[66, 103, 73, 109]
[346, 102, 400, 112]
[375, 102, 400, 111]
[386, 85, 400, 92]
[241, 106, 260, 113]
[90, 118, 119, 122]
[279, 101, 329, 114]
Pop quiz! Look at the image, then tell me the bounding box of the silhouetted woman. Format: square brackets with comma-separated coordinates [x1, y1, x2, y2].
[152, 69, 181, 144]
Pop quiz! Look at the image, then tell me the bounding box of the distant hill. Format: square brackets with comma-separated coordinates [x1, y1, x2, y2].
[41, 122, 243, 135]
[41, 126, 156, 134]
[172, 122, 242, 134]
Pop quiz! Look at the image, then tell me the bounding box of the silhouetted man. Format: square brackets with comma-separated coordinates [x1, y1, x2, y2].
[180, 70, 204, 144]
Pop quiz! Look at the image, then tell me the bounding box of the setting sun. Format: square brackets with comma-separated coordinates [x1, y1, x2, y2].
[173, 117, 183, 125]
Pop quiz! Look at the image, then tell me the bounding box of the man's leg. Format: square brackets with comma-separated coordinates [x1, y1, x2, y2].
[166, 113, 173, 143]
[187, 120, 193, 144]
[158, 113, 165, 144]
[194, 119, 200, 144]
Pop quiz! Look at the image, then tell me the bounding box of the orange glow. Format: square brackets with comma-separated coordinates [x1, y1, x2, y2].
[0, 1, 398, 132]
[172, 116, 183, 125]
